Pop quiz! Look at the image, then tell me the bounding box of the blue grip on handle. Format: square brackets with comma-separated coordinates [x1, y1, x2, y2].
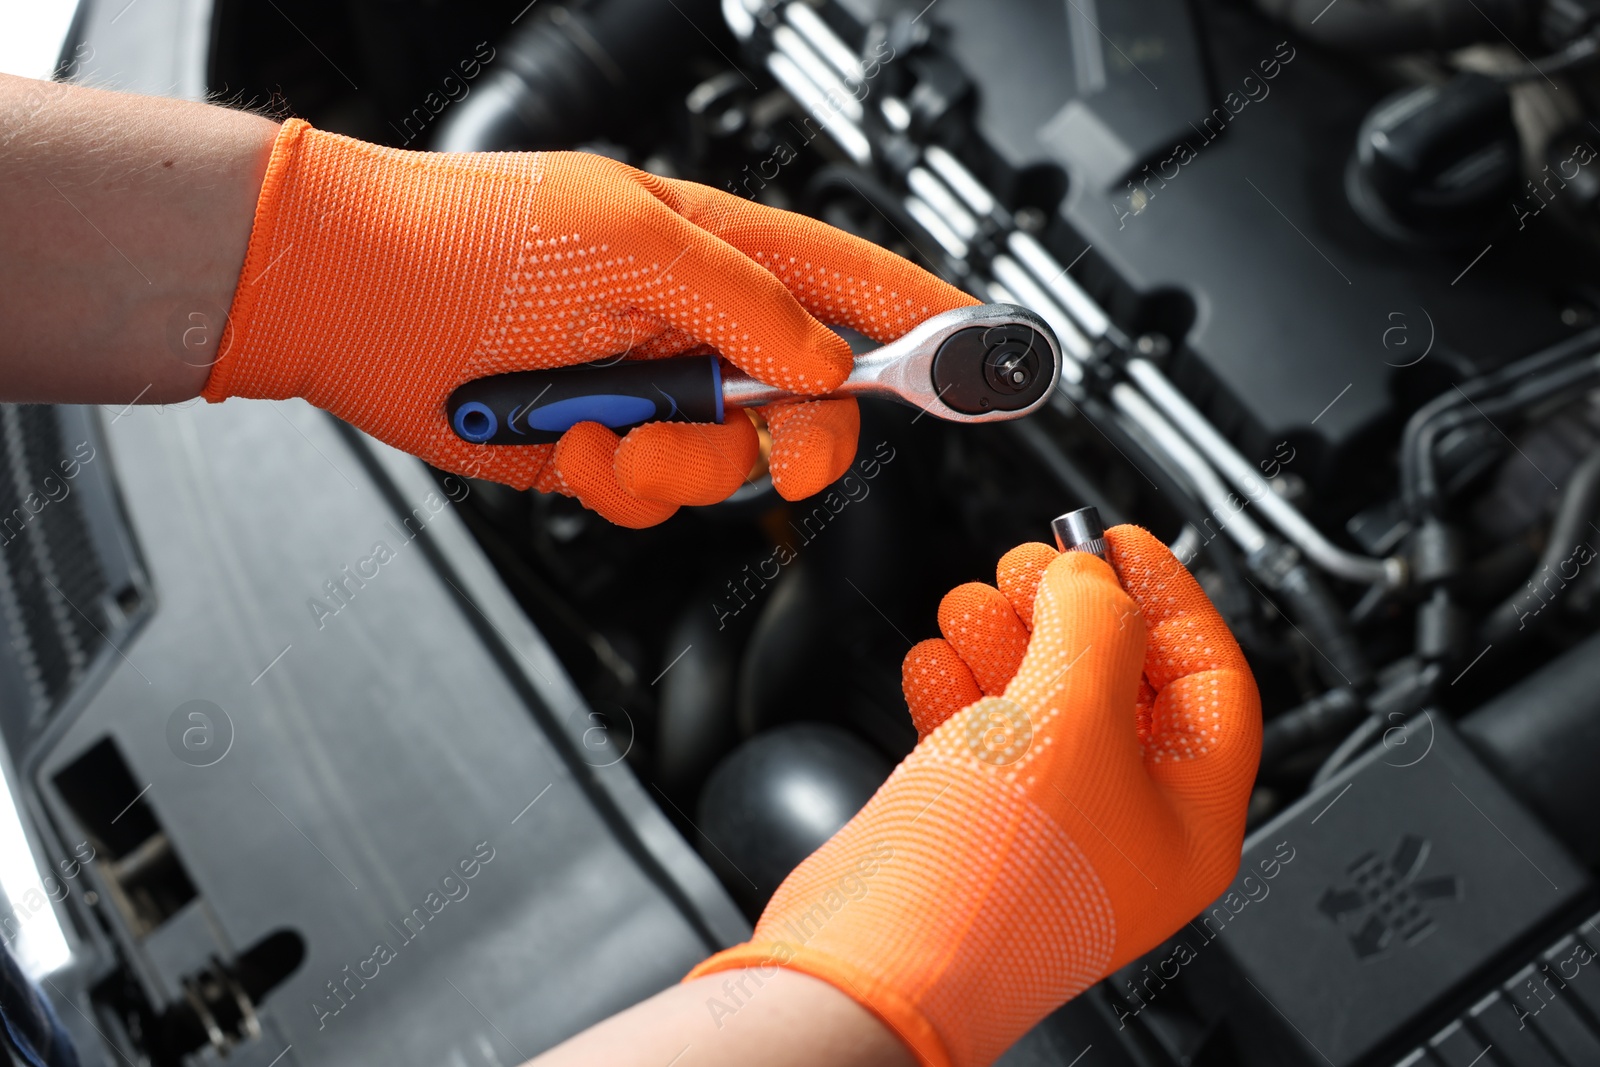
[524, 394, 660, 433]
[446, 355, 726, 445]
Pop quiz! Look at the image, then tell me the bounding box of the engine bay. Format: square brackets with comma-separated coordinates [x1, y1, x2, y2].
[206, 0, 1600, 1060]
[19, 0, 1600, 1063]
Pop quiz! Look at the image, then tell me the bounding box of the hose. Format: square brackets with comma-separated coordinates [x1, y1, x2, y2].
[1495, 30, 1600, 82]
[1250, 543, 1375, 692]
[1260, 687, 1363, 768]
[1253, 0, 1532, 54]
[1412, 352, 1600, 512]
[1400, 325, 1600, 518]
[432, 0, 721, 151]
[1306, 662, 1442, 786]
[1261, 658, 1440, 770]
[1083, 390, 1371, 679]
[1309, 713, 1387, 789]
[1480, 445, 1600, 643]
[1123, 360, 1398, 587]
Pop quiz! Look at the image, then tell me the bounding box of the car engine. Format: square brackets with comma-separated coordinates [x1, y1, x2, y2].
[12, 0, 1600, 1064]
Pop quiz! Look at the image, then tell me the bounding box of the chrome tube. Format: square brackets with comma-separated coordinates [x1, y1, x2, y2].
[1110, 384, 1271, 556]
[923, 145, 997, 217]
[763, 51, 871, 164]
[906, 167, 978, 240]
[1007, 232, 1111, 341]
[772, 26, 863, 123]
[904, 194, 970, 258]
[784, 3, 862, 83]
[1125, 359, 1403, 586]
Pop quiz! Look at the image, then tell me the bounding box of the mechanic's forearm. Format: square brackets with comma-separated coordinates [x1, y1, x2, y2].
[526, 970, 915, 1067]
[0, 73, 278, 404]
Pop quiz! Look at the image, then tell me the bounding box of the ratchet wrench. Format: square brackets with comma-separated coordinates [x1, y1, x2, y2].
[446, 304, 1061, 445]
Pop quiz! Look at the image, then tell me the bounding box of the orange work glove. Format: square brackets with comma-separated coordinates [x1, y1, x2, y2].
[204, 119, 976, 527]
[687, 525, 1261, 1067]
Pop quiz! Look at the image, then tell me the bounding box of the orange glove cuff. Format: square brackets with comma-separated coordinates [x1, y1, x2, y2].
[208, 118, 311, 402]
[687, 942, 954, 1067]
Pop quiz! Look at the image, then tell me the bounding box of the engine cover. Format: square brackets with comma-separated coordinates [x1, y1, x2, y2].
[838, 0, 1595, 490]
[1193, 716, 1591, 1064]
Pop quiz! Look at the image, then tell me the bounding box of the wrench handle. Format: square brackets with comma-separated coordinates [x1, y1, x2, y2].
[447, 356, 725, 445]
[444, 305, 1062, 445]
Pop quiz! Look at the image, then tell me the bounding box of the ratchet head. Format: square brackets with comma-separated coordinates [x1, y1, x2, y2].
[718, 304, 1062, 421]
[925, 304, 1061, 421]
[846, 303, 1062, 423]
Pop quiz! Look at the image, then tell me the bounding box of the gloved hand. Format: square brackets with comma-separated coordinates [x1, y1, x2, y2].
[687, 525, 1260, 1067]
[204, 119, 976, 527]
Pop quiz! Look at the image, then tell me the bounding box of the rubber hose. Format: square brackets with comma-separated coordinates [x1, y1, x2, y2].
[433, 0, 721, 151]
[1261, 659, 1440, 770]
[1414, 353, 1600, 512]
[1253, 546, 1375, 692]
[1254, 0, 1530, 54]
[1480, 445, 1600, 643]
[1259, 686, 1363, 768]
[1402, 325, 1600, 517]
[656, 587, 751, 797]
[1307, 660, 1443, 786]
[1309, 712, 1388, 789]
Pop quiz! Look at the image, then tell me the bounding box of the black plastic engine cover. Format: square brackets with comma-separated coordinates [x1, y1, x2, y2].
[1193, 716, 1590, 1065]
[848, 0, 1597, 490]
